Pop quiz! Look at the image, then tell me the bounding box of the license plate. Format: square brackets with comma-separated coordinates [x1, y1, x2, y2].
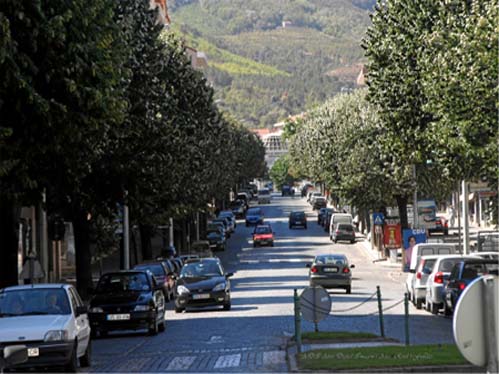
[323, 267, 338, 273]
[28, 348, 39, 357]
[107, 313, 130, 321]
[192, 293, 210, 300]
[295, 221, 301, 224]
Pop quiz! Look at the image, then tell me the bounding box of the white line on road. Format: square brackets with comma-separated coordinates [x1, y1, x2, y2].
[263, 351, 286, 366]
[166, 356, 196, 371]
[214, 354, 241, 369]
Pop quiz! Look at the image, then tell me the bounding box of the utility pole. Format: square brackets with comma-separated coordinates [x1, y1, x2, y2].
[462, 180, 469, 255]
[413, 164, 418, 228]
[169, 217, 174, 248]
[123, 191, 130, 270]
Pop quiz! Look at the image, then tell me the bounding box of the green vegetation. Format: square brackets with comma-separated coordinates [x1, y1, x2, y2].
[301, 331, 379, 341]
[298, 344, 468, 370]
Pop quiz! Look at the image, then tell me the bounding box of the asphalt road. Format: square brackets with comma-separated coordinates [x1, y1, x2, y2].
[91, 195, 455, 372]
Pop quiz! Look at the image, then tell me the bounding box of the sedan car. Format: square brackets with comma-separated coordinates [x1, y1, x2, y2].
[245, 207, 264, 226]
[0, 284, 91, 372]
[428, 216, 449, 236]
[289, 211, 307, 229]
[230, 200, 246, 218]
[206, 228, 226, 251]
[331, 223, 356, 244]
[133, 261, 175, 301]
[218, 211, 237, 230]
[252, 224, 274, 247]
[88, 271, 165, 337]
[307, 254, 355, 293]
[174, 258, 233, 313]
[312, 197, 327, 210]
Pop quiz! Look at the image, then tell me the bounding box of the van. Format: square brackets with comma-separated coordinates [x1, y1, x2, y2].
[257, 188, 271, 204]
[329, 213, 353, 240]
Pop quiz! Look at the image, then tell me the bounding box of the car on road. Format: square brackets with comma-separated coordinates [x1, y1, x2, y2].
[408, 255, 438, 310]
[257, 188, 271, 204]
[211, 217, 232, 236]
[88, 270, 166, 337]
[133, 261, 175, 301]
[174, 258, 233, 313]
[218, 211, 237, 230]
[309, 192, 323, 206]
[289, 211, 307, 229]
[312, 196, 327, 210]
[206, 228, 226, 251]
[189, 240, 214, 258]
[306, 254, 355, 293]
[428, 216, 449, 236]
[208, 222, 228, 240]
[230, 199, 246, 218]
[328, 213, 353, 240]
[281, 185, 292, 196]
[318, 207, 333, 225]
[245, 207, 264, 226]
[331, 223, 356, 244]
[443, 258, 498, 315]
[0, 284, 91, 372]
[252, 224, 274, 247]
[470, 251, 499, 261]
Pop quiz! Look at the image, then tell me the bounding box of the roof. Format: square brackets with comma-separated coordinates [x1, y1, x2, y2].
[2, 283, 70, 291]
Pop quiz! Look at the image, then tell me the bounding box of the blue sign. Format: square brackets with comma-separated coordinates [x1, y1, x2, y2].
[373, 213, 385, 225]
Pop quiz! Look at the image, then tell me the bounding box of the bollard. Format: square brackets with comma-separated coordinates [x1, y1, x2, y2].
[294, 289, 302, 353]
[404, 293, 410, 346]
[376, 285, 385, 338]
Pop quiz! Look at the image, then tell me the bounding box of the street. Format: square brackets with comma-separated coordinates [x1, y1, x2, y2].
[91, 195, 455, 373]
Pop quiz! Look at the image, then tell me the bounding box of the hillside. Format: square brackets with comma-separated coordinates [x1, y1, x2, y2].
[170, 0, 374, 127]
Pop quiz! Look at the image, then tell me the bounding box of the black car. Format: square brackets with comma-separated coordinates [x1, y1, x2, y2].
[174, 258, 233, 313]
[88, 271, 166, 337]
[289, 211, 307, 229]
[133, 261, 175, 301]
[312, 197, 327, 210]
[281, 185, 292, 196]
[206, 229, 226, 251]
[443, 258, 498, 315]
[323, 210, 333, 231]
[318, 208, 333, 225]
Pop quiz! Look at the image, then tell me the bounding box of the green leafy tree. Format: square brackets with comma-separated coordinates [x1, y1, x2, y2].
[269, 156, 293, 189]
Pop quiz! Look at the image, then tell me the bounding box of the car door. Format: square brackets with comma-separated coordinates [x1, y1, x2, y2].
[69, 287, 90, 357]
[150, 276, 165, 321]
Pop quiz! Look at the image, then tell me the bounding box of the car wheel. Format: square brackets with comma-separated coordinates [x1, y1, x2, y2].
[304, 225, 307, 229]
[148, 318, 159, 335]
[80, 339, 92, 368]
[158, 319, 166, 332]
[431, 302, 440, 315]
[175, 307, 184, 313]
[253, 243, 257, 248]
[346, 286, 352, 294]
[444, 229, 449, 236]
[443, 301, 452, 316]
[425, 299, 431, 312]
[65, 341, 78, 372]
[350, 239, 355, 244]
[223, 302, 231, 311]
[245, 223, 248, 227]
[416, 298, 423, 310]
[333, 238, 337, 243]
[270, 242, 274, 247]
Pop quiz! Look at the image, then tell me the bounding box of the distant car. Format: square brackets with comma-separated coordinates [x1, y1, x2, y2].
[218, 211, 237, 230]
[211, 217, 232, 236]
[189, 240, 214, 258]
[245, 207, 264, 226]
[409, 255, 439, 310]
[309, 192, 323, 206]
[281, 185, 292, 196]
[230, 199, 246, 218]
[174, 258, 234, 313]
[253, 224, 274, 247]
[0, 284, 91, 372]
[206, 228, 226, 251]
[208, 222, 228, 239]
[318, 207, 332, 225]
[470, 251, 499, 261]
[331, 223, 356, 244]
[312, 196, 327, 210]
[88, 270, 166, 337]
[289, 211, 307, 229]
[257, 189, 271, 204]
[443, 258, 498, 315]
[428, 216, 449, 236]
[323, 210, 334, 232]
[307, 254, 355, 293]
[133, 261, 175, 301]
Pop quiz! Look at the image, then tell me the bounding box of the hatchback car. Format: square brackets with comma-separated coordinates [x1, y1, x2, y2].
[253, 224, 274, 247]
[289, 211, 307, 229]
[306, 254, 355, 293]
[218, 211, 237, 230]
[257, 189, 271, 204]
[331, 223, 356, 244]
[409, 255, 438, 309]
[245, 207, 264, 226]
[174, 258, 233, 313]
[230, 200, 246, 218]
[88, 271, 165, 337]
[206, 228, 226, 251]
[0, 284, 91, 372]
[133, 261, 175, 301]
[312, 197, 327, 210]
[428, 216, 449, 236]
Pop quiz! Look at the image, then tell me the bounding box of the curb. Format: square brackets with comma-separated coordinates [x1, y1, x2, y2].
[360, 239, 402, 269]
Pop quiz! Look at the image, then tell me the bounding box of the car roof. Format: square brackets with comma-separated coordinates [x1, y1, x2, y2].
[184, 257, 221, 264]
[2, 283, 71, 292]
[414, 243, 456, 248]
[291, 210, 305, 214]
[315, 254, 347, 259]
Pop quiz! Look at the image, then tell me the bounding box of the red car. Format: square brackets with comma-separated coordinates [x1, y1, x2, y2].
[253, 224, 274, 247]
[428, 216, 449, 236]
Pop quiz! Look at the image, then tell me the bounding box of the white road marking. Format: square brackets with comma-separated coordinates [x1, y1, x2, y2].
[263, 351, 286, 366]
[166, 356, 196, 371]
[214, 354, 241, 369]
[207, 336, 224, 344]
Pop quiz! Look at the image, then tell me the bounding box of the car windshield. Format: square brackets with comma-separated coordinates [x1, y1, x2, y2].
[439, 258, 463, 272]
[255, 226, 272, 234]
[338, 224, 353, 231]
[0, 288, 71, 317]
[315, 256, 347, 266]
[135, 264, 165, 277]
[180, 262, 223, 278]
[292, 212, 305, 219]
[258, 190, 269, 195]
[96, 273, 150, 293]
[247, 208, 261, 215]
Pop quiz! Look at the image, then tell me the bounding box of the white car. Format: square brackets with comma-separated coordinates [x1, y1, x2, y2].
[0, 284, 91, 371]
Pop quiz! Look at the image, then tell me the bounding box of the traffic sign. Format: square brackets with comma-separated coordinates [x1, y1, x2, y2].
[373, 213, 384, 225]
[300, 286, 331, 323]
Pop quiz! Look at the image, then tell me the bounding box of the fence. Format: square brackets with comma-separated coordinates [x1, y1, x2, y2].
[293, 285, 410, 353]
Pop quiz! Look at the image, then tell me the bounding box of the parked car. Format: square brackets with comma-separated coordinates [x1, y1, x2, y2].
[245, 207, 264, 226]
[408, 255, 439, 309]
[189, 240, 214, 258]
[428, 216, 449, 236]
[212, 217, 233, 236]
[208, 222, 228, 239]
[88, 270, 166, 337]
[257, 189, 271, 204]
[174, 258, 234, 313]
[218, 211, 237, 230]
[312, 196, 327, 210]
[331, 223, 356, 244]
[323, 210, 334, 232]
[306, 254, 355, 293]
[318, 208, 332, 225]
[309, 192, 323, 206]
[470, 251, 499, 261]
[289, 211, 307, 229]
[171, 258, 184, 276]
[424, 255, 478, 314]
[133, 261, 175, 301]
[329, 213, 353, 240]
[206, 228, 226, 251]
[443, 258, 498, 315]
[230, 200, 246, 218]
[252, 224, 274, 247]
[236, 193, 250, 208]
[0, 284, 91, 372]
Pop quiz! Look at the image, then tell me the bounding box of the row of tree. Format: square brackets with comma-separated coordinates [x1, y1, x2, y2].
[0, 0, 265, 296]
[287, 0, 498, 228]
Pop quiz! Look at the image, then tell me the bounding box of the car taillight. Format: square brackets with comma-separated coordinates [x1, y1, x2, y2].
[434, 272, 444, 284]
[310, 266, 318, 273]
[336, 230, 340, 234]
[458, 282, 466, 291]
[343, 267, 350, 274]
[416, 272, 422, 280]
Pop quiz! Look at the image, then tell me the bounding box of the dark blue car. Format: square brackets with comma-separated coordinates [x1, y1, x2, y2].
[245, 207, 264, 226]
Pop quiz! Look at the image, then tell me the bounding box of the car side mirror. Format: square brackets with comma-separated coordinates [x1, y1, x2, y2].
[75, 305, 88, 316]
[225, 272, 234, 278]
[350, 264, 355, 268]
[306, 263, 311, 268]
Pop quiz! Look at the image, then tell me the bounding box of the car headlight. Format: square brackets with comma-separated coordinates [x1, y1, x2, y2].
[44, 330, 69, 342]
[89, 307, 103, 313]
[177, 285, 190, 295]
[212, 283, 226, 292]
[134, 304, 151, 312]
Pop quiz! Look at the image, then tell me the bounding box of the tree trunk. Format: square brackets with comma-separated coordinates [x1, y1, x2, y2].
[0, 197, 20, 289]
[72, 207, 93, 300]
[139, 224, 153, 261]
[364, 208, 371, 234]
[396, 195, 409, 229]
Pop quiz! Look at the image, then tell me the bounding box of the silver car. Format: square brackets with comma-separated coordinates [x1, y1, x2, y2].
[306, 254, 355, 294]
